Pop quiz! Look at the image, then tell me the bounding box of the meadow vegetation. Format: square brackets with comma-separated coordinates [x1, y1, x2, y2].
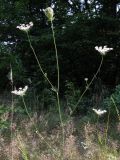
[0, 1, 120, 160]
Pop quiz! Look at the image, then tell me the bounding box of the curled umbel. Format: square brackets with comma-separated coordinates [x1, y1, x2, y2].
[44, 7, 54, 21]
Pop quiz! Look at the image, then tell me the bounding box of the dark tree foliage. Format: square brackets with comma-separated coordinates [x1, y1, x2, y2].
[0, 0, 120, 91]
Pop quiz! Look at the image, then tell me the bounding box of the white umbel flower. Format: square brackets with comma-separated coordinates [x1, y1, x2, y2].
[16, 22, 33, 32]
[92, 108, 107, 116]
[95, 46, 113, 55]
[11, 86, 28, 96]
[44, 7, 54, 21]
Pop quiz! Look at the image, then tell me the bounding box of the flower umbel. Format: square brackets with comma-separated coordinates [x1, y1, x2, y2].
[92, 108, 107, 116]
[16, 22, 33, 32]
[11, 86, 28, 96]
[95, 46, 113, 55]
[44, 7, 54, 21]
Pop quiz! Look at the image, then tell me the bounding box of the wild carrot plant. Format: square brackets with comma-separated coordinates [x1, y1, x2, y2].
[16, 7, 65, 158]
[14, 7, 115, 159]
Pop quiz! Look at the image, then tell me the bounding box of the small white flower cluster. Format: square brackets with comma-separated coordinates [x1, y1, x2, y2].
[92, 108, 107, 116]
[11, 86, 28, 96]
[84, 78, 88, 82]
[44, 7, 54, 21]
[81, 142, 88, 150]
[16, 22, 33, 32]
[95, 46, 113, 56]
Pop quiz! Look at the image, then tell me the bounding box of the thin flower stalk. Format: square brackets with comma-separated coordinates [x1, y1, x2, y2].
[104, 108, 110, 146]
[95, 115, 103, 145]
[70, 55, 104, 116]
[10, 64, 14, 160]
[22, 96, 32, 121]
[26, 32, 54, 89]
[51, 21, 60, 91]
[17, 135, 29, 160]
[111, 96, 120, 121]
[50, 19, 65, 152]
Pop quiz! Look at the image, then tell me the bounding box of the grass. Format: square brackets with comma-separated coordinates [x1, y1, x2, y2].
[0, 96, 120, 160]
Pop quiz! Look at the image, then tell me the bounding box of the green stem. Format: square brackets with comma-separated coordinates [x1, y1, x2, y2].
[10, 64, 14, 160]
[96, 115, 102, 145]
[17, 135, 29, 160]
[56, 92, 64, 146]
[51, 21, 64, 159]
[26, 31, 54, 89]
[22, 96, 32, 121]
[51, 21, 60, 91]
[104, 108, 110, 146]
[96, 115, 99, 140]
[111, 96, 120, 121]
[70, 55, 104, 115]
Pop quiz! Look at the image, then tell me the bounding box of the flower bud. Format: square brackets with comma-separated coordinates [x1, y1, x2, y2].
[84, 78, 88, 82]
[44, 7, 54, 21]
